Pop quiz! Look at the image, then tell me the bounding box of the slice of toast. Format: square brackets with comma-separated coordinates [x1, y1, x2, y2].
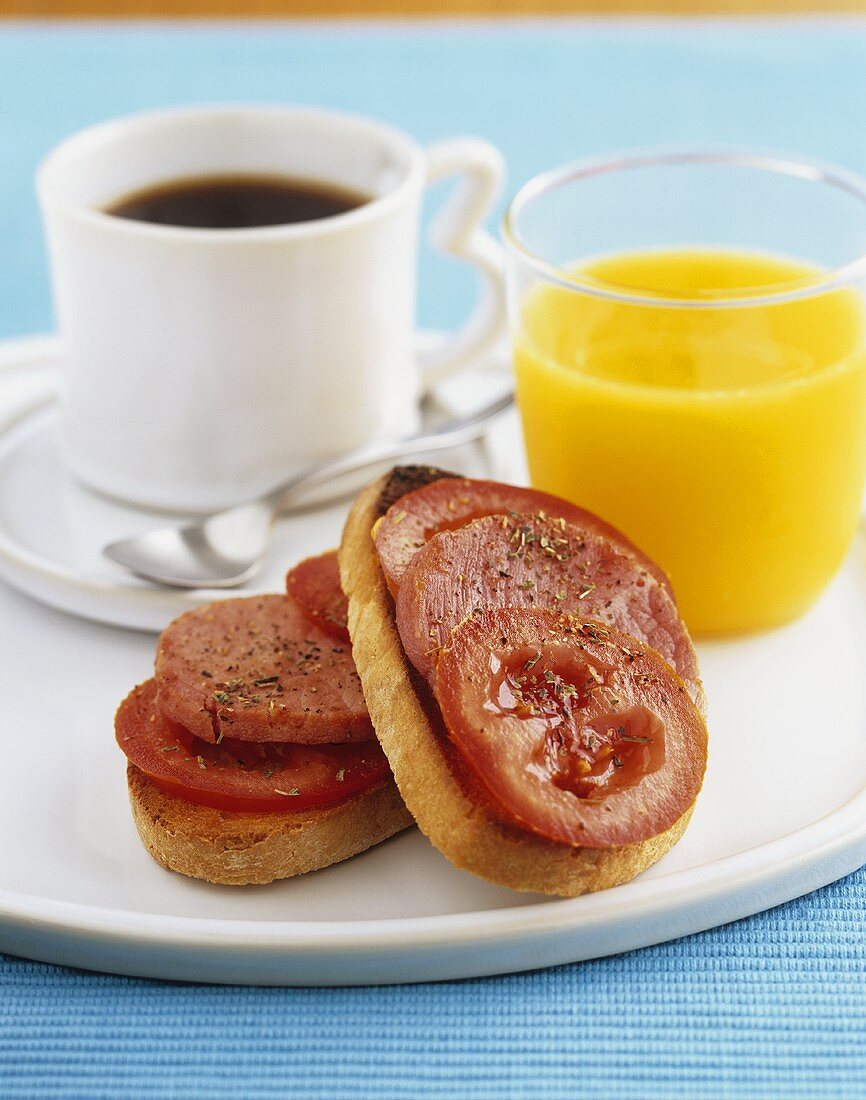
[339, 468, 696, 898]
[127, 765, 413, 886]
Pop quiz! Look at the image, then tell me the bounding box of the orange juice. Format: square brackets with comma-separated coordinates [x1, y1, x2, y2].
[513, 249, 866, 634]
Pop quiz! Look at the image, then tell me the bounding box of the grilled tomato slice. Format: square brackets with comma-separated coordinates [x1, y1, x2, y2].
[116, 680, 390, 814]
[434, 609, 707, 848]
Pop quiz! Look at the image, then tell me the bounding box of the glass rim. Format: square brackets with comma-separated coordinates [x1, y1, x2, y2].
[502, 147, 866, 309]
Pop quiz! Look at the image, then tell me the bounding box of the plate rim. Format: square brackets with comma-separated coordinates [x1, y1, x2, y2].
[0, 394, 250, 614]
[2, 334, 865, 981]
[0, 339, 323, 621]
[1, 781, 864, 952]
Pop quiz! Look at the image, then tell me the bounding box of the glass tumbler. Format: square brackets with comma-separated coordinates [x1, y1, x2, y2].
[503, 149, 866, 635]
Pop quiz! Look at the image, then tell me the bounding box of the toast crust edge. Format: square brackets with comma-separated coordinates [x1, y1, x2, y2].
[128, 764, 413, 886]
[339, 474, 695, 898]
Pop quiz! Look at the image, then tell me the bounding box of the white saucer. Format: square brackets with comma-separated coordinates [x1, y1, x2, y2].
[0, 335, 515, 632]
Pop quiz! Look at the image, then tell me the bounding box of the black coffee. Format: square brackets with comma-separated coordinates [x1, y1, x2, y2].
[104, 174, 370, 229]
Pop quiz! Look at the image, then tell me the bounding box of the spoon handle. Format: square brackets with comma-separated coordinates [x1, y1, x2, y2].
[260, 391, 514, 511]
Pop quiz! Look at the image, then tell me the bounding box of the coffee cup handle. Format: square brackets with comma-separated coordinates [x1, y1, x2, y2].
[418, 138, 507, 390]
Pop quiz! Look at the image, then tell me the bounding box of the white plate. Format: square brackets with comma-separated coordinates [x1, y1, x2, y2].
[1, 336, 866, 985]
[0, 336, 506, 632]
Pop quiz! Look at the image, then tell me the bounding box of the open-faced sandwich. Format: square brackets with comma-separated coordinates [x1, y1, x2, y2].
[116, 468, 708, 896]
[339, 467, 709, 897]
[114, 552, 412, 885]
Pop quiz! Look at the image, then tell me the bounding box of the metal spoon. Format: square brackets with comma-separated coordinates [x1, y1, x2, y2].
[103, 390, 514, 589]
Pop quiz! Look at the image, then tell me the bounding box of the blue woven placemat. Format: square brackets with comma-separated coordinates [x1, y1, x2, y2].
[2, 869, 865, 1098]
[1, 19, 866, 1098]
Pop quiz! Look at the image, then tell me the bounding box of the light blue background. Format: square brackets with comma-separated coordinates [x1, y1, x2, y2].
[3, 20, 866, 339]
[2, 20, 866, 1099]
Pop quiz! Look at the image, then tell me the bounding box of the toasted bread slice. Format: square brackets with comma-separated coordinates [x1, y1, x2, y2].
[127, 764, 413, 886]
[339, 469, 698, 898]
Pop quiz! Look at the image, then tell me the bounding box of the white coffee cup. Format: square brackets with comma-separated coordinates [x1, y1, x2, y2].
[37, 105, 506, 512]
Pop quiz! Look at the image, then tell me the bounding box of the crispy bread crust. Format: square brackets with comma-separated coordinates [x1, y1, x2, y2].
[373, 464, 455, 512]
[339, 473, 698, 898]
[127, 765, 413, 886]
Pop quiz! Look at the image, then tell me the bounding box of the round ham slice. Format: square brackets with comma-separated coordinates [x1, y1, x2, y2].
[155, 595, 373, 744]
[286, 550, 350, 643]
[395, 512, 702, 708]
[374, 476, 674, 598]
